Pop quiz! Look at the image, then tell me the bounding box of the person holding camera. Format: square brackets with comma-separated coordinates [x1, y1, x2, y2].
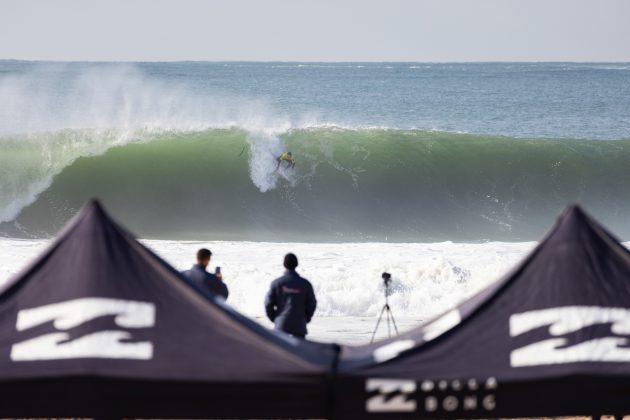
[181, 248, 229, 300]
[264, 253, 317, 339]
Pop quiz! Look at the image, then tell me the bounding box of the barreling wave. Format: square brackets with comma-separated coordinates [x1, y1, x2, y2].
[2, 126, 630, 242]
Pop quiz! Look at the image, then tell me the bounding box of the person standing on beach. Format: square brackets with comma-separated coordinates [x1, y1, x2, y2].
[264, 253, 317, 339]
[181, 248, 229, 300]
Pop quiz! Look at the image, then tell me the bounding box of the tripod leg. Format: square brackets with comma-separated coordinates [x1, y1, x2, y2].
[388, 307, 400, 336]
[370, 305, 388, 343]
[386, 306, 392, 338]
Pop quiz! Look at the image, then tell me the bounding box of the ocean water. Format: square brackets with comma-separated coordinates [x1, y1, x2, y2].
[1, 61, 630, 241]
[1, 61, 629, 334]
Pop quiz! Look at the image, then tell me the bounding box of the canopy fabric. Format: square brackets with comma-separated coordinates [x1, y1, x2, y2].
[0, 200, 338, 419]
[335, 205, 630, 419]
[4, 201, 630, 419]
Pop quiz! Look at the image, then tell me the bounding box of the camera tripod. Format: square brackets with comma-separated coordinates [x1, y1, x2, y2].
[370, 274, 399, 343]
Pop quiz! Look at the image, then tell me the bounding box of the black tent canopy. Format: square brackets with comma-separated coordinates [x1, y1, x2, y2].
[0, 200, 338, 419]
[335, 205, 630, 419]
[4, 201, 630, 419]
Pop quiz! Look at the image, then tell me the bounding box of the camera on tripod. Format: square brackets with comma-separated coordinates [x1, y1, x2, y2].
[371, 272, 399, 343]
[382, 272, 392, 286]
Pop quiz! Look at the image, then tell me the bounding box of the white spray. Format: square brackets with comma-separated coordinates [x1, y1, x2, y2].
[0, 64, 297, 223]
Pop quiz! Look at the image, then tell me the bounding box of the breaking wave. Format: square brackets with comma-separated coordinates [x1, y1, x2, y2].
[2, 62, 630, 241]
[2, 126, 630, 241]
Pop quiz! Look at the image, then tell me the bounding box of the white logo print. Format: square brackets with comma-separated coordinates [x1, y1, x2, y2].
[366, 378, 417, 413]
[11, 297, 155, 361]
[510, 306, 630, 367]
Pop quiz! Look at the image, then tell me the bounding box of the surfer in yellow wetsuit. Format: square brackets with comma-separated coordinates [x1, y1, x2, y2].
[276, 151, 296, 170]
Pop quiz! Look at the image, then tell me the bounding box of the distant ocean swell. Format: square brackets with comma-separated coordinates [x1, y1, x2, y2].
[2, 127, 630, 241]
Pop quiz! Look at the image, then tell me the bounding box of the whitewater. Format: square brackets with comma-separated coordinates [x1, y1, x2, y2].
[0, 237, 538, 343]
[3, 236, 629, 344]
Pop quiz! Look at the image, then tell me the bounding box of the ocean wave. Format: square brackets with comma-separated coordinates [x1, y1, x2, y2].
[2, 127, 630, 241]
[2, 62, 630, 241]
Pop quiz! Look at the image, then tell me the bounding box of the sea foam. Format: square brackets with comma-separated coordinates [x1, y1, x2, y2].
[0, 238, 536, 320]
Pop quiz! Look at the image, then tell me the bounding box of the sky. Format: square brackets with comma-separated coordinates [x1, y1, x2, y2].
[1, 0, 630, 62]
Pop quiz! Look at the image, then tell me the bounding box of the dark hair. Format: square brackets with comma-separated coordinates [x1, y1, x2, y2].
[197, 248, 212, 261]
[284, 253, 298, 270]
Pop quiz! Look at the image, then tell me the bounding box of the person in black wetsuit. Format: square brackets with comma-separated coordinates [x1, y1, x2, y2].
[181, 248, 229, 300]
[264, 253, 317, 339]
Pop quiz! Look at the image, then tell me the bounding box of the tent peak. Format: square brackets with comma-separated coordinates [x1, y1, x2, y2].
[563, 202, 584, 213]
[558, 203, 587, 220]
[82, 198, 108, 217]
[553, 204, 598, 235]
[71, 198, 122, 233]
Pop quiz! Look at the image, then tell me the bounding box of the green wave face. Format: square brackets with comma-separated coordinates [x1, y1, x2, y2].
[3, 128, 630, 241]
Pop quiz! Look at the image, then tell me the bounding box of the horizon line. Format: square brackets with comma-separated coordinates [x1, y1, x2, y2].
[2, 58, 630, 64]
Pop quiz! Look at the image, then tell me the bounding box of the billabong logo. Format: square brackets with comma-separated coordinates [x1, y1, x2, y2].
[366, 378, 417, 413]
[11, 297, 155, 361]
[510, 306, 630, 367]
[366, 377, 497, 414]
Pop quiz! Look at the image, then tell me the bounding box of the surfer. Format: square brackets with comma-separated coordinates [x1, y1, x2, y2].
[276, 151, 296, 170]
